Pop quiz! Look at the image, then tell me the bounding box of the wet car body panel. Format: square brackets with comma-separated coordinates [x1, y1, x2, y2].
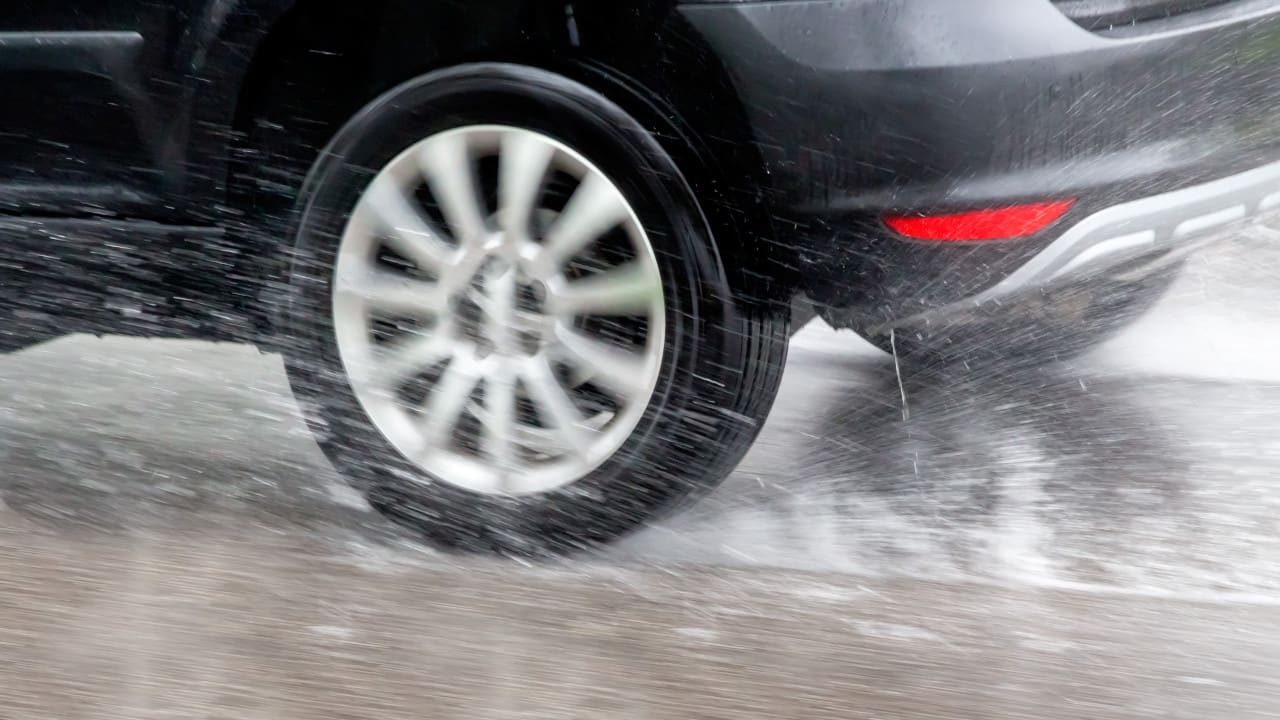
[0, 0, 295, 219]
[682, 0, 1280, 212]
[0, 0, 1277, 347]
[679, 0, 1280, 322]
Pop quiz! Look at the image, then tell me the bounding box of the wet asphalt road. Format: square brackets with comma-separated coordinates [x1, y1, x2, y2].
[1, 228, 1279, 718]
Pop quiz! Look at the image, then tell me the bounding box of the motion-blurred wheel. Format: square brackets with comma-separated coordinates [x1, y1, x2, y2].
[281, 64, 788, 554]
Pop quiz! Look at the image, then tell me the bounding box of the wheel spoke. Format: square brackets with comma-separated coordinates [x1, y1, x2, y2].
[520, 356, 591, 458]
[484, 262, 518, 353]
[361, 178, 453, 271]
[483, 365, 519, 476]
[499, 131, 555, 238]
[419, 132, 488, 245]
[335, 269, 447, 317]
[548, 261, 661, 317]
[532, 173, 629, 276]
[360, 332, 455, 391]
[482, 259, 520, 476]
[552, 322, 648, 400]
[474, 400, 573, 453]
[419, 356, 483, 449]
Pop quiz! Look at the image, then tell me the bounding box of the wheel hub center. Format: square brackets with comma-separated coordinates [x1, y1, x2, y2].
[461, 251, 551, 359]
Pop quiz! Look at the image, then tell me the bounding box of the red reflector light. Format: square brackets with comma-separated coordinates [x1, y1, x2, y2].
[884, 200, 1076, 241]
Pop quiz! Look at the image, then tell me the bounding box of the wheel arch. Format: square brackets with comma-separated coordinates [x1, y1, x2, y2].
[224, 0, 786, 339]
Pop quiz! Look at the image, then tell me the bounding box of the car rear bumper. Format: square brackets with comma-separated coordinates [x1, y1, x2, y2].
[678, 0, 1280, 322]
[883, 158, 1280, 331]
[977, 159, 1280, 300]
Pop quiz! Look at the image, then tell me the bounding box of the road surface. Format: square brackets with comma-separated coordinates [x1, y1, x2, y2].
[1, 228, 1278, 718]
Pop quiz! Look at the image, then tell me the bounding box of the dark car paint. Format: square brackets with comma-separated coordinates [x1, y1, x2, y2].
[683, 0, 1280, 212]
[0, 0, 1277, 348]
[0, 0, 297, 218]
[679, 0, 1280, 322]
[0, 1, 693, 221]
[0, 1, 754, 350]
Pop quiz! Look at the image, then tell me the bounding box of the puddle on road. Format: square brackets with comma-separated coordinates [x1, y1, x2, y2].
[1, 234, 1279, 605]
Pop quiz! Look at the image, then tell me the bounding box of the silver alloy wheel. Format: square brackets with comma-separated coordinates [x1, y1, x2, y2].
[332, 125, 666, 496]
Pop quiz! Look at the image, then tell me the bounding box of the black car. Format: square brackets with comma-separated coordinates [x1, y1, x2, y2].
[2, 0, 1278, 552]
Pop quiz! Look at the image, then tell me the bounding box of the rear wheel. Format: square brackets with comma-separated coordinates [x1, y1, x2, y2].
[280, 64, 789, 554]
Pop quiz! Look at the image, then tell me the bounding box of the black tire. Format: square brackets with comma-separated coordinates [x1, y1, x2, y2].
[280, 63, 789, 555]
[865, 260, 1183, 366]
